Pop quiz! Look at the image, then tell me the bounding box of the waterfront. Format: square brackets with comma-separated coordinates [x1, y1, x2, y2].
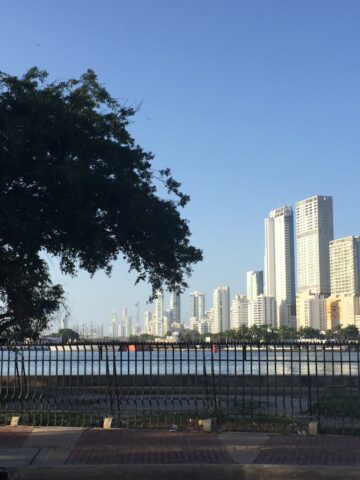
[1, 345, 359, 376]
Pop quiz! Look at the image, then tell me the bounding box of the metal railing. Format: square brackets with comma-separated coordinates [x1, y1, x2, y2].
[1, 341, 360, 433]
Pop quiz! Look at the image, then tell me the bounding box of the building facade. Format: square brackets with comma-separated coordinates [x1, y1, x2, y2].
[211, 286, 230, 333]
[189, 291, 205, 321]
[264, 206, 296, 327]
[295, 195, 333, 329]
[169, 291, 181, 323]
[326, 236, 360, 328]
[230, 294, 249, 329]
[330, 236, 360, 295]
[154, 291, 164, 337]
[246, 271, 264, 302]
[248, 295, 276, 327]
[296, 195, 333, 295]
[296, 292, 327, 330]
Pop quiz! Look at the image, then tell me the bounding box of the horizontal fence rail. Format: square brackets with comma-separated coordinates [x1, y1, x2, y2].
[1, 342, 360, 434]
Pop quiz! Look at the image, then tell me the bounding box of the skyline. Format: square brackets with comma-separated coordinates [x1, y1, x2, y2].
[2, 1, 360, 328]
[72, 191, 357, 334]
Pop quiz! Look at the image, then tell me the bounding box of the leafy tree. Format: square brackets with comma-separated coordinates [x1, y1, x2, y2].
[277, 325, 297, 342]
[298, 327, 323, 339]
[237, 324, 252, 341]
[342, 324, 359, 340]
[178, 329, 203, 342]
[0, 68, 202, 340]
[58, 328, 80, 343]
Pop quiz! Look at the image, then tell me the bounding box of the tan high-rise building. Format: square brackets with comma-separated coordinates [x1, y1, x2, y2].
[326, 236, 360, 328]
[330, 236, 360, 295]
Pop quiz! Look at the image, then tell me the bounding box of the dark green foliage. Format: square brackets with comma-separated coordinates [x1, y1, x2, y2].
[58, 328, 80, 343]
[0, 68, 202, 340]
[183, 324, 359, 343]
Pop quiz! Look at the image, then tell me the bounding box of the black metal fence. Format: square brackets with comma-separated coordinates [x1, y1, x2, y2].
[1, 342, 360, 434]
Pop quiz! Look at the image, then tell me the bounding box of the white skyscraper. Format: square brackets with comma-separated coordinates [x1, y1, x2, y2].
[246, 271, 263, 302]
[264, 206, 296, 327]
[230, 295, 249, 330]
[143, 311, 152, 334]
[154, 291, 164, 336]
[296, 195, 333, 295]
[169, 291, 181, 322]
[125, 315, 132, 337]
[212, 286, 230, 333]
[189, 291, 205, 321]
[110, 312, 118, 337]
[296, 195, 334, 329]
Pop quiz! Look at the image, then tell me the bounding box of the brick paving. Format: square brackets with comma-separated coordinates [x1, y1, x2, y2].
[2, 427, 360, 466]
[66, 430, 233, 464]
[256, 435, 360, 466]
[0, 427, 32, 448]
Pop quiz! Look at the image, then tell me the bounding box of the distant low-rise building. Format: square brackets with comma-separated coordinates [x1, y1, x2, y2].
[248, 295, 276, 327]
[230, 295, 248, 329]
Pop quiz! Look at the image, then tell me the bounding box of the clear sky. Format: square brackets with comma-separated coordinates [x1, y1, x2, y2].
[2, 0, 360, 331]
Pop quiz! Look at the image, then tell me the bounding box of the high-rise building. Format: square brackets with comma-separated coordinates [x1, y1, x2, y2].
[169, 291, 181, 322]
[110, 312, 118, 337]
[79, 322, 86, 338]
[212, 286, 230, 333]
[326, 236, 360, 328]
[144, 311, 152, 334]
[295, 195, 334, 329]
[125, 315, 132, 337]
[246, 271, 263, 302]
[230, 295, 249, 329]
[330, 236, 360, 295]
[264, 206, 296, 327]
[248, 295, 276, 327]
[296, 195, 333, 295]
[97, 323, 104, 338]
[59, 314, 69, 331]
[189, 291, 205, 321]
[154, 291, 164, 336]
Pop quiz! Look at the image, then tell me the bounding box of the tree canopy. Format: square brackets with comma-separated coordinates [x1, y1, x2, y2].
[0, 68, 202, 340]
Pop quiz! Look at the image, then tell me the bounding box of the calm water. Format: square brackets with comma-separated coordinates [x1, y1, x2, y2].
[0, 347, 359, 376]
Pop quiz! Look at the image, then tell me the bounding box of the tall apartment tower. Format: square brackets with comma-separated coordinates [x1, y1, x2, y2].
[154, 291, 164, 336]
[143, 311, 152, 334]
[264, 206, 296, 327]
[110, 312, 118, 337]
[212, 286, 230, 333]
[330, 236, 360, 295]
[189, 291, 205, 321]
[296, 195, 334, 329]
[169, 291, 181, 322]
[246, 271, 263, 301]
[296, 195, 333, 295]
[327, 236, 360, 328]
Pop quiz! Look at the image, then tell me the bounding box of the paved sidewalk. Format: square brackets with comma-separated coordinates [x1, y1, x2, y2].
[1, 427, 360, 478]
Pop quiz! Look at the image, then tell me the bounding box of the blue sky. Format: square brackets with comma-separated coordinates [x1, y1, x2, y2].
[2, 1, 360, 331]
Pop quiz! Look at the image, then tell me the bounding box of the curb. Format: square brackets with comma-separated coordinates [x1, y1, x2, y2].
[2, 464, 360, 480]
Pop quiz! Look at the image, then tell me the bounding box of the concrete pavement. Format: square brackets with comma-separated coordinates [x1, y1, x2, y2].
[1, 427, 360, 479]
